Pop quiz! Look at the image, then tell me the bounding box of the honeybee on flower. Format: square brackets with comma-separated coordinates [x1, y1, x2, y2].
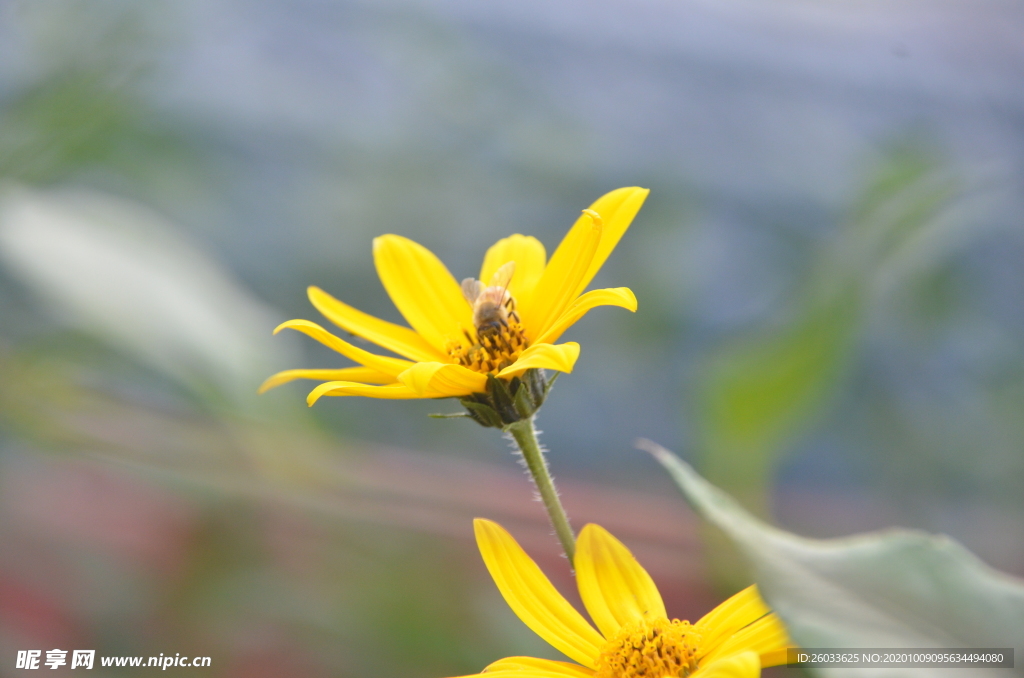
[260, 187, 648, 426]
[462, 260, 518, 339]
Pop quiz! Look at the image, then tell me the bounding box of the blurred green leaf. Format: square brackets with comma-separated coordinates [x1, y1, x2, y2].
[0, 186, 298, 417]
[834, 145, 960, 297]
[694, 144, 960, 510]
[646, 441, 1024, 676]
[0, 2, 198, 188]
[0, 71, 143, 182]
[699, 292, 860, 494]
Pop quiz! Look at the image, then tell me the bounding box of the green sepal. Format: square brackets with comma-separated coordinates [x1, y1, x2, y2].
[523, 368, 547, 406]
[439, 369, 554, 429]
[459, 399, 504, 428]
[486, 374, 519, 424]
[542, 370, 559, 399]
[512, 378, 536, 419]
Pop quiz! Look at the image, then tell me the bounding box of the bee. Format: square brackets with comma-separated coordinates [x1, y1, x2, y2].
[461, 261, 518, 339]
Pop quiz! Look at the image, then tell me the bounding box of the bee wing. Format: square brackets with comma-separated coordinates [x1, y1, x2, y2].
[488, 261, 516, 291]
[461, 277, 484, 304]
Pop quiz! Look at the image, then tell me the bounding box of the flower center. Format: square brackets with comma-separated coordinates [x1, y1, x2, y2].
[594, 618, 702, 678]
[447, 320, 528, 374]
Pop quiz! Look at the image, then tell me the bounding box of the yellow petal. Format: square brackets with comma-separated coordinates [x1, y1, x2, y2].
[701, 614, 790, 668]
[485, 657, 593, 678]
[757, 648, 789, 669]
[694, 586, 771, 655]
[522, 212, 603, 341]
[480, 234, 547, 308]
[524, 187, 647, 340]
[274, 319, 412, 376]
[533, 288, 637, 346]
[574, 524, 667, 638]
[570, 187, 649, 297]
[496, 342, 580, 379]
[373, 234, 474, 352]
[692, 651, 760, 678]
[397, 361, 488, 397]
[308, 286, 443, 362]
[474, 519, 605, 668]
[454, 670, 585, 678]
[258, 367, 395, 394]
[306, 381, 442, 404]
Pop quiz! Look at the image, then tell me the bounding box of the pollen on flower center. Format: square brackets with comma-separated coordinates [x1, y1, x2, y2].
[447, 321, 528, 374]
[594, 617, 702, 678]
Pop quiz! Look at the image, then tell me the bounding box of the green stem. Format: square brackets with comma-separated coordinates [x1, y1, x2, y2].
[506, 417, 576, 565]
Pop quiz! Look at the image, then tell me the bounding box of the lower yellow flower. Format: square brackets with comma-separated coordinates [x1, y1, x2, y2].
[259, 187, 648, 408]
[462, 519, 792, 678]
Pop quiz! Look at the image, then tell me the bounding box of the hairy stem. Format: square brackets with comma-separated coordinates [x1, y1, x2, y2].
[505, 417, 576, 565]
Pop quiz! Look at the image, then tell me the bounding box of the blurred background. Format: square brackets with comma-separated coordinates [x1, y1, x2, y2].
[1, 0, 1022, 675]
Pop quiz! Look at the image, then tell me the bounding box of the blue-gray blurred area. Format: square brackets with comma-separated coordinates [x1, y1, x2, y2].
[0, 0, 1022, 675]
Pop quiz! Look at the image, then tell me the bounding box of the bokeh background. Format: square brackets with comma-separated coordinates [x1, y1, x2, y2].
[1, 0, 1022, 676]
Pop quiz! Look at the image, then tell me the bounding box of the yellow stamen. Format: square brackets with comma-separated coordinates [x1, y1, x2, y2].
[594, 617, 702, 678]
[447, 321, 528, 374]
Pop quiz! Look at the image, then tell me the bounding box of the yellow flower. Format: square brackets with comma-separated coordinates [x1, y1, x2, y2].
[260, 187, 648, 405]
[462, 519, 792, 678]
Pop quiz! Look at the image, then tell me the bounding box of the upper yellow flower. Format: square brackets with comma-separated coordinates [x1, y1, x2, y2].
[463, 519, 792, 678]
[260, 187, 649, 405]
